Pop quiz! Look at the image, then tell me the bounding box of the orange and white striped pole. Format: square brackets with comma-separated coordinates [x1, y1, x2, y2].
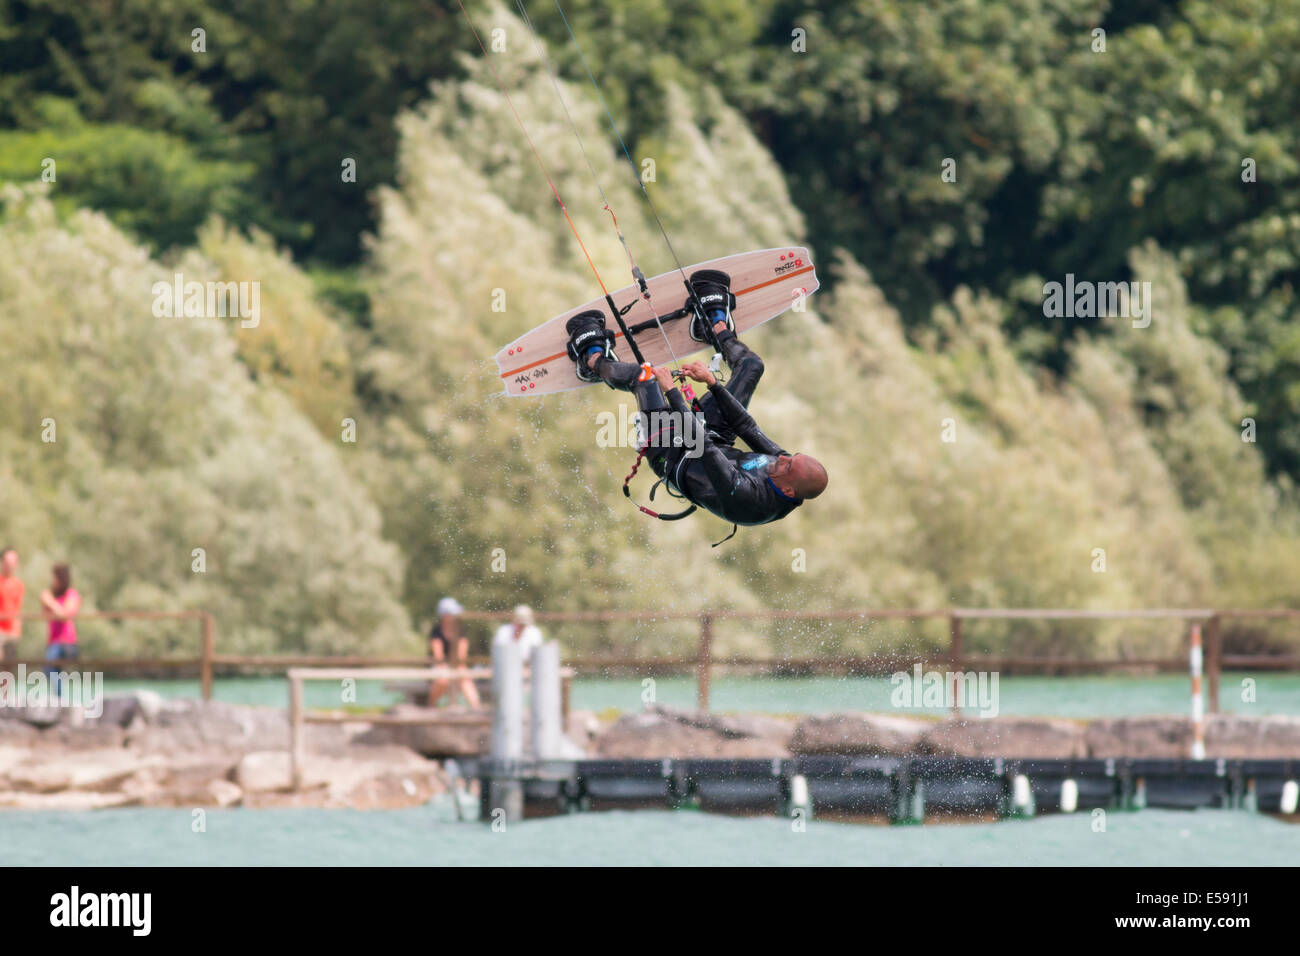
[1189, 624, 1206, 759]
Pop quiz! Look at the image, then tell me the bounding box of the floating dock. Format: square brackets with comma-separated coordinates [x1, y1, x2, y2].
[471, 756, 1300, 823]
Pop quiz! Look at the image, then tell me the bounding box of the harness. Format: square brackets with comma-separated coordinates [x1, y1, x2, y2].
[622, 440, 695, 522]
[621, 379, 740, 547]
[621, 382, 700, 522]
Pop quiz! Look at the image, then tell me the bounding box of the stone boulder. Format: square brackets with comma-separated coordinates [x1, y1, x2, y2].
[648, 706, 795, 742]
[126, 759, 243, 808]
[78, 691, 163, 728]
[0, 743, 30, 778]
[3, 748, 163, 793]
[1204, 714, 1300, 758]
[919, 717, 1086, 758]
[5, 705, 63, 728]
[0, 790, 135, 810]
[234, 751, 294, 793]
[0, 689, 166, 730]
[328, 770, 443, 811]
[235, 745, 446, 808]
[594, 707, 793, 758]
[125, 698, 354, 756]
[204, 779, 245, 808]
[93, 693, 141, 728]
[790, 713, 929, 755]
[353, 705, 490, 757]
[1082, 714, 1300, 759]
[566, 709, 602, 750]
[1084, 717, 1190, 758]
[0, 719, 38, 743]
[42, 722, 127, 750]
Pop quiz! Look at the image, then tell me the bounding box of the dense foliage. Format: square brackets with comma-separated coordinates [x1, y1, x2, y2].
[1, 1, 1295, 657]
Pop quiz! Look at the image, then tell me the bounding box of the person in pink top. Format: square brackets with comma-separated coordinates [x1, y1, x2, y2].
[40, 563, 81, 694]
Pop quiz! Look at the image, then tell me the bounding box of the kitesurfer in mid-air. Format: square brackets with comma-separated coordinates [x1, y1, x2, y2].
[565, 270, 828, 529]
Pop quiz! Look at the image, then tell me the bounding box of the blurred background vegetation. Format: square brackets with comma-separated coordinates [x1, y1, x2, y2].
[0, 0, 1296, 660]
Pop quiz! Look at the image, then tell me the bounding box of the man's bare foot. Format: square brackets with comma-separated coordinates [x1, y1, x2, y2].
[713, 320, 727, 334]
[586, 351, 601, 369]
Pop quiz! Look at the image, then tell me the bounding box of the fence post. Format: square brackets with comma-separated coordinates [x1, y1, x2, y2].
[1206, 614, 1222, 714]
[289, 672, 304, 789]
[1189, 624, 1206, 759]
[948, 613, 964, 716]
[200, 613, 215, 701]
[697, 613, 713, 712]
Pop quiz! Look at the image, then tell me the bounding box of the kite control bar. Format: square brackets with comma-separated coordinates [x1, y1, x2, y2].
[603, 292, 646, 365]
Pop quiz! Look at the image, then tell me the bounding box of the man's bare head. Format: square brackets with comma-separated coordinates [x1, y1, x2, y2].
[789, 454, 828, 499]
[771, 454, 828, 500]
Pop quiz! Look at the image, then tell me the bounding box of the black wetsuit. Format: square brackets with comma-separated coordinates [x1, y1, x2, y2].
[600, 331, 802, 527]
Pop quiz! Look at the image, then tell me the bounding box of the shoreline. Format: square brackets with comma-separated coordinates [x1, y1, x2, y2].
[3, 695, 1299, 811]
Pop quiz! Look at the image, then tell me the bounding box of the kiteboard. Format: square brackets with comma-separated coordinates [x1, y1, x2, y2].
[495, 246, 818, 396]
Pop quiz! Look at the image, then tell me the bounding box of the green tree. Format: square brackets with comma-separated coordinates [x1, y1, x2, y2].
[0, 184, 415, 655]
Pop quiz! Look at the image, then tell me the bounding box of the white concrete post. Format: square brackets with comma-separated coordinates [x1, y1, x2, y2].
[530, 642, 562, 759]
[491, 640, 524, 761]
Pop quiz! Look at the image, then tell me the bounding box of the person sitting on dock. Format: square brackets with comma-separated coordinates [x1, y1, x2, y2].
[493, 605, 544, 658]
[428, 597, 480, 708]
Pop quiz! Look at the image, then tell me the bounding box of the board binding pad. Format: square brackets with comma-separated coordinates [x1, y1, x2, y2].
[496, 246, 817, 396]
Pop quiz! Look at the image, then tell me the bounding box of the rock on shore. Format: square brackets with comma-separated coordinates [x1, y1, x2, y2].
[789, 713, 929, 755]
[5, 695, 1299, 810]
[0, 694, 450, 811]
[594, 706, 797, 758]
[593, 707, 1300, 760]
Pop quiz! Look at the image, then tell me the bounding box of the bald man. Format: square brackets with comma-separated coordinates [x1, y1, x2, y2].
[566, 269, 828, 532]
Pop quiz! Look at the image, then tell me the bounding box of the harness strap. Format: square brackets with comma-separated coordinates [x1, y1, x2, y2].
[620, 388, 739, 546]
[711, 524, 739, 548]
[622, 427, 696, 520]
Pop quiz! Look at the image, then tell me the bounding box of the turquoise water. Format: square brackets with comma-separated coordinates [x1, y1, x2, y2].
[569, 673, 1300, 717]
[100, 672, 1300, 717]
[101, 677, 410, 710]
[2, 803, 1295, 866]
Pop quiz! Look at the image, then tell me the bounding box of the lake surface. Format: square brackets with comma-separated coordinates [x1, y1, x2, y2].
[2, 802, 1295, 866]
[98, 672, 1300, 717]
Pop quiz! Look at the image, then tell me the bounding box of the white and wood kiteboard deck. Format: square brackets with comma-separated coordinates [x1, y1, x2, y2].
[495, 246, 817, 396]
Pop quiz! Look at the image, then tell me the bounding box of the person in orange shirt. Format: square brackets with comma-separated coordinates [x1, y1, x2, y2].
[0, 547, 24, 669]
